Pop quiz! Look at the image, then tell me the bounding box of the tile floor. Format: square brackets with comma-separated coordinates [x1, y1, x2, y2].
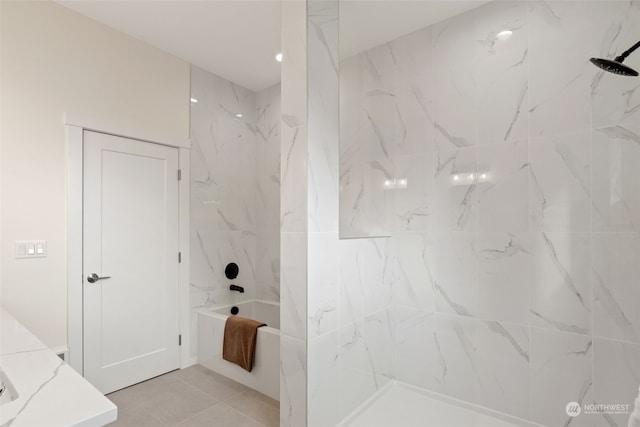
[106, 365, 279, 427]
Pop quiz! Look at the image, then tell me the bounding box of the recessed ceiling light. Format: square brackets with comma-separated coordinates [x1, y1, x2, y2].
[496, 30, 513, 40]
[235, 113, 243, 118]
[274, 52, 283, 63]
[190, 98, 198, 103]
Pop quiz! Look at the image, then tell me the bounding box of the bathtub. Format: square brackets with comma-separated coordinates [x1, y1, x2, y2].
[197, 300, 280, 400]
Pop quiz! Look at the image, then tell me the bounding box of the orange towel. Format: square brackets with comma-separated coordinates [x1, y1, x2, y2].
[222, 316, 266, 372]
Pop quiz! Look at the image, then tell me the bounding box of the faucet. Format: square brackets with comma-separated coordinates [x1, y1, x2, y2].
[229, 284, 244, 293]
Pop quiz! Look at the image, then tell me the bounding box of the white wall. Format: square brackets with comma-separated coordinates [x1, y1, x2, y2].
[0, 0, 190, 348]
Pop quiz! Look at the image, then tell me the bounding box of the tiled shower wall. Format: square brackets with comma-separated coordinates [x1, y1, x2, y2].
[340, 1, 640, 426]
[190, 66, 280, 359]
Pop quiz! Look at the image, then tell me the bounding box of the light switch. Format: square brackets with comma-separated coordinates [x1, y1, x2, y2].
[16, 240, 47, 258]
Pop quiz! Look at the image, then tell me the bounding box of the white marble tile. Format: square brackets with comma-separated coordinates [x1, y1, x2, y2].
[392, 308, 440, 391]
[434, 147, 478, 231]
[308, 331, 340, 427]
[280, 335, 306, 427]
[190, 230, 257, 307]
[530, 129, 591, 232]
[476, 232, 532, 325]
[433, 232, 477, 317]
[308, 232, 339, 339]
[474, 1, 528, 146]
[337, 321, 379, 421]
[394, 152, 436, 232]
[433, 64, 477, 151]
[308, 0, 339, 234]
[474, 1, 528, 59]
[593, 337, 640, 427]
[280, 232, 307, 340]
[191, 67, 257, 233]
[530, 328, 594, 427]
[434, 314, 530, 418]
[255, 231, 280, 303]
[363, 310, 393, 385]
[190, 65, 282, 333]
[530, 232, 592, 335]
[477, 139, 529, 232]
[590, 0, 640, 135]
[256, 84, 282, 234]
[592, 126, 640, 231]
[592, 232, 640, 343]
[388, 26, 435, 156]
[360, 238, 390, 317]
[392, 232, 436, 312]
[339, 239, 364, 327]
[475, 45, 529, 147]
[281, 0, 308, 234]
[339, 45, 395, 238]
[472, 319, 530, 419]
[529, 7, 591, 137]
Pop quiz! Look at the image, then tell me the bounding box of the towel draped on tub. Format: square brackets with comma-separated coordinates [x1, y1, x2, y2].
[222, 316, 266, 372]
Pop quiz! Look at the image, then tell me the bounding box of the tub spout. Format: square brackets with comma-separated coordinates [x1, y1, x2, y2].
[229, 284, 244, 293]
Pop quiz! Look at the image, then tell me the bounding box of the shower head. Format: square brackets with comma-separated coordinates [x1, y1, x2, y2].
[590, 40, 640, 77]
[590, 58, 638, 76]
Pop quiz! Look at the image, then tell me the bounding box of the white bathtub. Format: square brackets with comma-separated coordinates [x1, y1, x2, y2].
[197, 300, 280, 400]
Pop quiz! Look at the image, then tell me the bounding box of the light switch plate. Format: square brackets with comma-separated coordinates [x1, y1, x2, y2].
[16, 240, 47, 258]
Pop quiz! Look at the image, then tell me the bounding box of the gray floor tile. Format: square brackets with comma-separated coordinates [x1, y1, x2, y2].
[175, 403, 262, 427]
[105, 366, 278, 427]
[137, 380, 218, 426]
[225, 390, 279, 427]
[176, 364, 249, 401]
[105, 407, 165, 427]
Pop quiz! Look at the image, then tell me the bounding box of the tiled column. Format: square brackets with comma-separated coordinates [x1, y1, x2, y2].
[306, 1, 340, 427]
[280, 0, 339, 426]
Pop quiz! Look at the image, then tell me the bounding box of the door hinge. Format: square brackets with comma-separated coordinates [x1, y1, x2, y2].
[178, 252, 182, 263]
[179, 335, 182, 346]
[178, 169, 182, 181]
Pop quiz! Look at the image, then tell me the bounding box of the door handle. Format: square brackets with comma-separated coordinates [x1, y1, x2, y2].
[87, 273, 111, 283]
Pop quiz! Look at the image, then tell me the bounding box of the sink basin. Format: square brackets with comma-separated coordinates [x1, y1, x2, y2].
[0, 368, 18, 405]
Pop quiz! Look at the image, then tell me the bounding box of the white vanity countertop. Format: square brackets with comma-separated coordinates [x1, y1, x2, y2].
[0, 308, 117, 427]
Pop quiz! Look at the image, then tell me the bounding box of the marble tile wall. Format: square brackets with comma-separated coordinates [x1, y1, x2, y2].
[256, 84, 282, 303]
[190, 67, 280, 360]
[339, 1, 640, 426]
[280, 0, 308, 425]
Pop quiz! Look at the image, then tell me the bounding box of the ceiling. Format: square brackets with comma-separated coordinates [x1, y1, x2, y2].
[55, 0, 489, 92]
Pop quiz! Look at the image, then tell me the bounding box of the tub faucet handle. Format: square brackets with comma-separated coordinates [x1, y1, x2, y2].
[229, 284, 244, 293]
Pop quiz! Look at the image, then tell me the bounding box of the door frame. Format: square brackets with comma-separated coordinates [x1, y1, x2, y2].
[65, 113, 193, 376]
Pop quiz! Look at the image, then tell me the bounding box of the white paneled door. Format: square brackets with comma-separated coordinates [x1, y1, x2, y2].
[83, 131, 180, 394]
